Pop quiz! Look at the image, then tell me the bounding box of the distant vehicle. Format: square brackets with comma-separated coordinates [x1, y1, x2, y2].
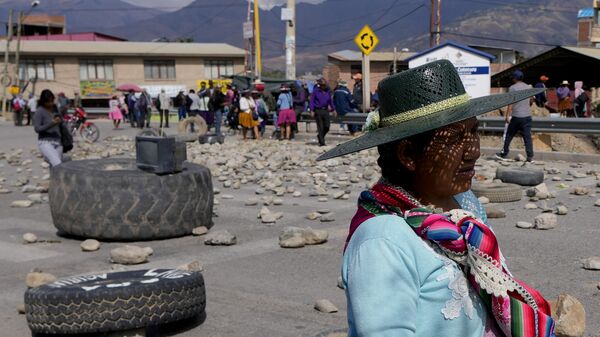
[64, 107, 100, 143]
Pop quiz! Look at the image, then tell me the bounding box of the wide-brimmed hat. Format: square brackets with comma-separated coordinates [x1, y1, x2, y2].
[561, 80, 570, 85]
[317, 59, 543, 161]
[540, 75, 549, 81]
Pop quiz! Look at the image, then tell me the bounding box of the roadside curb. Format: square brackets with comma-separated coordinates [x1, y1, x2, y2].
[481, 147, 600, 164]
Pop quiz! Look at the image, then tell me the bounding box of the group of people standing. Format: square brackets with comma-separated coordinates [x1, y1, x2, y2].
[11, 91, 81, 127]
[534, 75, 591, 118]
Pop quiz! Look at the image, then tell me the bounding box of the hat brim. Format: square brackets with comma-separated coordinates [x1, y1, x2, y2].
[317, 88, 543, 161]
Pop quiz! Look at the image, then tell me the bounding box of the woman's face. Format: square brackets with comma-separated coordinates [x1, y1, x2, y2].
[411, 117, 480, 197]
[43, 96, 55, 110]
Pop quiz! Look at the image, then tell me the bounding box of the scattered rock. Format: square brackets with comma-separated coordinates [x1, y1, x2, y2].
[515, 153, 526, 162]
[273, 198, 283, 205]
[534, 213, 557, 230]
[318, 197, 328, 202]
[595, 199, 600, 207]
[0, 188, 11, 194]
[16, 304, 25, 314]
[524, 203, 538, 210]
[22, 233, 38, 244]
[245, 198, 258, 206]
[11, 200, 33, 208]
[80, 239, 101, 251]
[485, 206, 506, 218]
[317, 209, 331, 214]
[25, 272, 57, 288]
[192, 226, 209, 236]
[570, 187, 590, 196]
[292, 191, 302, 197]
[255, 187, 266, 195]
[516, 221, 534, 229]
[582, 257, 600, 270]
[204, 230, 237, 246]
[552, 176, 562, 181]
[221, 194, 234, 199]
[28, 193, 44, 204]
[552, 294, 586, 337]
[337, 276, 345, 290]
[177, 260, 203, 272]
[320, 213, 336, 222]
[556, 205, 569, 215]
[303, 228, 329, 245]
[306, 212, 321, 220]
[279, 227, 305, 248]
[143, 247, 153, 256]
[333, 191, 345, 199]
[477, 196, 489, 205]
[110, 245, 151, 265]
[21, 185, 37, 193]
[314, 299, 338, 313]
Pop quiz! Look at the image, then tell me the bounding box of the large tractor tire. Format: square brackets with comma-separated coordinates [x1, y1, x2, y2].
[471, 182, 523, 203]
[178, 116, 208, 138]
[49, 158, 214, 241]
[25, 269, 205, 334]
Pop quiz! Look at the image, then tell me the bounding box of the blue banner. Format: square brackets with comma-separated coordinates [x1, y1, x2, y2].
[456, 66, 489, 75]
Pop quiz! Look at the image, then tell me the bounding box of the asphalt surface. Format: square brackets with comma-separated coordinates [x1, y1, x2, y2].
[0, 120, 599, 337]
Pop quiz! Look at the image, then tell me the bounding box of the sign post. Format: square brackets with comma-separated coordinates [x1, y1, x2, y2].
[354, 25, 379, 113]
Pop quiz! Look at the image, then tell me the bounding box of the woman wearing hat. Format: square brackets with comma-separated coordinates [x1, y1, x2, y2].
[277, 84, 296, 140]
[318, 60, 554, 337]
[556, 80, 571, 117]
[239, 89, 260, 140]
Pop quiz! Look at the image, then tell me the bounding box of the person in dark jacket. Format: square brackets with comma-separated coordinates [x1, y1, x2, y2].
[534, 75, 548, 108]
[352, 73, 363, 111]
[33, 89, 63, 167]
[126, 90, 137, 127]
[310, 78, 335, 146]
[175, 91, 187, 121]
[333, 79, 358, 136]
[292, 81, 308, 137]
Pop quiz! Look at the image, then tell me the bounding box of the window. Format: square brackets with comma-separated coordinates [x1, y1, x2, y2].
[80, 60, 113, 80]
[18, 59, 54, 81]
[204, 60, 234, 79]
[144, 60, 176, 80]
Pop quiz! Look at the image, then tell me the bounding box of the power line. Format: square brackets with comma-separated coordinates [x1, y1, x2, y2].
[441, 31, 561, 47]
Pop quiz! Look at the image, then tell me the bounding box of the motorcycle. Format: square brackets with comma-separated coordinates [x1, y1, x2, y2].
[64, 107, 100, 143]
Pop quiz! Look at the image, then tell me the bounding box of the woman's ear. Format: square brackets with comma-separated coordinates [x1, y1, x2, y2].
[396, 140, 416, 172]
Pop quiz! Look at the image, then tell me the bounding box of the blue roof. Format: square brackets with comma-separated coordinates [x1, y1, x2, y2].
[405, 41, 496, 62]
[578, 8, 594, 19]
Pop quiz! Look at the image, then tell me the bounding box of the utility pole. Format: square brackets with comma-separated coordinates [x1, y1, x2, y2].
[2, 9, 14, 116]
[435, 0, 441, 46]
[253, 0, 262, 80]
[14, 11, 23, 90]
[429, 0, 441, 47]
[285, 0, 296, 80]
[393, 47, 398, 74]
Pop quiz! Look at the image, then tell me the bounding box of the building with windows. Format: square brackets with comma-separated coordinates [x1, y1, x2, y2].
[1, 40, 245, 105]
[577, 5, 600, 47]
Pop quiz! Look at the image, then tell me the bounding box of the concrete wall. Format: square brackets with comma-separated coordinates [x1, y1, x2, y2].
[323, 59, 392, 93]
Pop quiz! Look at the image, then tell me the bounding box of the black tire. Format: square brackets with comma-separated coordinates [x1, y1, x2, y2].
[137, 127, 166, 137]
[495, 167, 544, 186]
[471, 182, 523, 203]
[49, 158, 214, 240]
[199, 133, 225, 145]
[25, 269, 205, 334]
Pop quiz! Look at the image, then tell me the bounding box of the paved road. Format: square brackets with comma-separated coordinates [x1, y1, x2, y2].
[0, 120, 599, 336]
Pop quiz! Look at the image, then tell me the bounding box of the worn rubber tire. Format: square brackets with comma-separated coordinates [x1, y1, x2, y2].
[49, 158, 214, 240]
[199, 133, 225, 145]
[178, 116, 207, 137]
[495, 166, 544, 186]
[25, 269, 205, 334]
[137, 127, 166, 137]
[471, 182, 523, 203]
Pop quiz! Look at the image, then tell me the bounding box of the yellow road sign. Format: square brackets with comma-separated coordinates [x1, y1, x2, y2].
[354, 25, 379, 55]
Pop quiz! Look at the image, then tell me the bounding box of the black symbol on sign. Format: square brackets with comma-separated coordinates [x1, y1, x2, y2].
[360, 33, 374, 50]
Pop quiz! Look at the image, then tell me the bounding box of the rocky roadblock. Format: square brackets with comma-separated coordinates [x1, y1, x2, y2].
[0, 121, 599, 336]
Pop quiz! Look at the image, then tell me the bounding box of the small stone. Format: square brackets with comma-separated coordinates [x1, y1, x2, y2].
[320, 213, 336, 222]
[552, 294, 586, 337]
[22, 233, 38, 244]
[0, 188, 11, 194]
[565, 177, 574, 181]
[594, 199, 600, 207]
[273, 198, 283, 205]
[11, 200, 33, 208]
[477, 196, 489, 205]
[317, 209, 331, 214]
[303, 228, 328, 245]
[245, 198, 258, 206]
[485, 206, 506, 218]
[25, 272, 57, 288]
[255, 187, 265, 195]
[28, 193, 43, 204]
[80, 239, 101, 251]
[306, 212, 321, 220]
[261, 214, 278, 224]
[534, 213, 557, 230]
[337, 276, 345, 289]
[16, 304, 25, 314]
[333, 191, 345, 199]
[221, 194, 234, 199]
[292, 191, 302, 197]
[582, 256, 600, 270]
[223, 180, 232, 188]
[556, 205, 568, 215]
[515, 153, 526, 162]
[233, 181, 241, 189]
[143, 247, 153, 256]
[192, 226, 209, 236]
[314, 299, 338, 313]
[516, 221, 534, 229]
[570, 187, 590, 196]
[536, 192, 549, 200]
[213, 188, 220, 195]
[177, 260, 203, 272]
[204, 230, 237, 246]
[21, 185, 37, 193]
[279, 227, 305, 248]
[552, 176, 562, 181]
[524, 203, 538, 210]
[110, 245, 151, 265]
[318, 197, 328, 202]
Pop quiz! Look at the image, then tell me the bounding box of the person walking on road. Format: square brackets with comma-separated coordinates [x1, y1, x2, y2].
[135, 90, 150, 129]
[210, 84, 226, 136]
[109, 95, 123, 129]
[33, 89, 63, 167]
[158, 89, 170, 128]
[573, 81, 589, 118]
[27, 93, 37, 126]
[310, 79, 335, 146]
[57, 92, 69, 117]
[277, 84, 296, 140]
[333, 79, 358, 136]
[292, 80, 308, 137]
[12, 94, 25, 126]
[352, 73, 363, 112]
[126, 90, 137, 127]
[239, 89, 260, 141]
[175, 90, 187, 121]
[496, 70, 535, 163]
[556, 81, 571, 117]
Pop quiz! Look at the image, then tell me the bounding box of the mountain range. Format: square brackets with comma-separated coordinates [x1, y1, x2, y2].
[0, 0, 591, 73]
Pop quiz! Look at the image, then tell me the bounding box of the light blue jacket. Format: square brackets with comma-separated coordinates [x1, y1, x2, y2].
[342, 191, 493, 337]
